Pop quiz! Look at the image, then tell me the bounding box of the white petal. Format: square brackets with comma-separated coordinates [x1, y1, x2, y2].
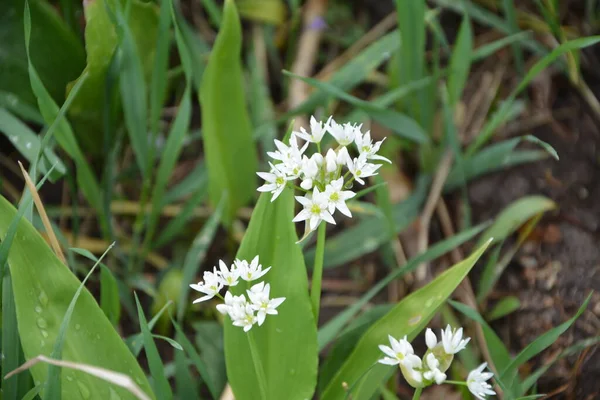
[378, 357, 400, 366]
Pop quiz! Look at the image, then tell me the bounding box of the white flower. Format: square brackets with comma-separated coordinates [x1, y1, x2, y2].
[257, 162, 290, 202]
[346, 155, 382, 185]
[336, 146, 351, 166]
[441, 325, 471, 355]
[217, 260, 240, 287]
[425, 328, 438, 349]
[467, 363, 495, 400]
[236, 256, 271, 282]
[267, 137, 308, 166]
[295, 115, 329, 143]
[229, 301, 258, 332]
[190, 270, 223, 303]
[293, 188, 336, 232]
[216, 291, 246, 315]
[325, 149, 338, 173]
[423, 353, 447, 384]
[355, 130, 391, 163]
[324, 177, 355, 217]
[328, 120, 358, 146]
[247, 282, 286, 326]
[378, 335, 422, 368]
[299, 155, 320, 190]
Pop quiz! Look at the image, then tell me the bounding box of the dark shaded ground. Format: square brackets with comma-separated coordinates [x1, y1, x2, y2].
[468, 75, 600, 398]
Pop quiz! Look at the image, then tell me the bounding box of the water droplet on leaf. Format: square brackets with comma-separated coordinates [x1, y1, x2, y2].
[77, 381, 91, 399]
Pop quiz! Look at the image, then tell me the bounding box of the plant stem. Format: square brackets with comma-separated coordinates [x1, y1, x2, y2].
[247, 330, 268, 399]
[412, 387, 422, 400]
[444, 380, 467, 386]
[310, 223, 326, 324]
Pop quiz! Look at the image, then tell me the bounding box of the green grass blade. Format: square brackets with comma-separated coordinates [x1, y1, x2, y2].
[161, 162, 206, 206]
[100, 265, 121, 327]
[3, 274, 27, 400]
[487, 296, 521, 321]
[45, 244, 115, 400]
[448, 14, 473, 106]
[503, 0, 524, 75]
[177, 199, 224, 321]
[0, 90, 44, 124]
[472, 31, 532, 61]
[321, 240, 492, 399]
[283, 70, 428, 144]
[200, 0, 258, 225]
[0, 108, 66, 180]
[305, 177, 429, 269]
[317, 222, 488, 350]
[449, 300, 513, 375]
[149, 0, 172, 136]
[171, 318, 218, 399]
[174, 331, 198, 399]
[134, 293, 172, 400]
[499, 293, 593, 388]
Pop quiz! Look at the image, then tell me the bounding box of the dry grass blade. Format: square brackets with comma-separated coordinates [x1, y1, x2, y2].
[4, 355, 152, 400]
[18, 161, 66, 264]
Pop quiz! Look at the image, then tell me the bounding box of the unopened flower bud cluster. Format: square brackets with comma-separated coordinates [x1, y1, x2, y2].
[378, 325, 495, 399]
[190, 256, 285, 332]
[257, 116, 391, 234]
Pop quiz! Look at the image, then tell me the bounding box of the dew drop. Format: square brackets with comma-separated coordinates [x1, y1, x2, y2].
[408, 315, 422, 325]
[35, 306, 42, 314]
[25, 142, 32, 149]
[135, 377, 143, 385]
[290, 369, 296, 376]
[10, 136, 18, 143]
[66, 375, 74, 382]
[275, 328, 283, 333]
[96, 334, 100, 340]
[424, 298, 435, 308]
[36, 318, 48, 329]
[41, 330, 49, 338]
[75, 324, 81, 330]
[40, 340, 45, 347]
[38, 291, 49, 307]
[77, 381, 91, 399]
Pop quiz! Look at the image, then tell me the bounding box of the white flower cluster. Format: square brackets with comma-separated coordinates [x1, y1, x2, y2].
[190, 256, 285, 332]
[257, 116, 390, 233]
[378, 325, 495, 399]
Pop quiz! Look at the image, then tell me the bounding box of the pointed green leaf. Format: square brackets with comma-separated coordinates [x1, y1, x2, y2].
[447, 14, 472, 106]
[200, 0, 258, 224]
[321, 240, 492, 400]
[224, 189, 318, 400]
[0, 195, 154, 400]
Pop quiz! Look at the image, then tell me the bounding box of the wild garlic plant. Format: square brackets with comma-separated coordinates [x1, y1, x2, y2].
[257, 115, 392, 322]
[378, 325, 496, 399]
[190, 256, 285, 332]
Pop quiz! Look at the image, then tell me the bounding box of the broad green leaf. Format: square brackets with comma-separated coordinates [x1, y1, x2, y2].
[224, 189, 317, 400]
[317, 223, 489, 350]
[194, 321, 227, 397]
[283, 71, 428, 144]
[100, 266, 121, 327]
[0, 195, 154, 399]
[321, 240, 492, 400]
[237, 0, 286, 24]
[67, 0, 159, 153]
[135, 293, 172, 400]
[3, 273, 28, 400]
[476, 195, 556, 247]
[500, 293, 592, 388]
[200, 0, 258, 224]
[174, 331, 199, 399]
[447, 14, 472, 106]
[487, 296, 521, 321]
[0, 0, 85, 106]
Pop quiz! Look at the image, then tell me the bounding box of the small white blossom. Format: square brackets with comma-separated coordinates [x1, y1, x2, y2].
[425, 328, 438, 349]
[217, 260, 240, 287]
[267, 137, 308, 167]
[216, 291, 246, 315]
[229, 302, 258, 332]
[467, 363, 496, 400]
[441, 325, 471, 355]
[299, 155, 320, 190]
[257, 162, 290, 202]
[423, 353, 446, 384]
[355, 130, 391, 163]
[346, 155, 382, 185]
[336, 146, 351, 166]
[293, 188, 336, 232]
[295, 115, 329, 143]
[190, 270, 224, 303]
[247, 282, 286, 325]
[324, 149, 338, 173]
[324, 177, 355, 217]
[328, 120, 358, 146]
[378, 335, 422, 368]
[236, 256, 271, 282]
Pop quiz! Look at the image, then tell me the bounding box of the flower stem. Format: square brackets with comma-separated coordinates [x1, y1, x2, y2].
[310, 222, 327, 324]
[247, 330, 268, 399]
[412, 387, 422, 400]
[444, 380, 467, 386]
